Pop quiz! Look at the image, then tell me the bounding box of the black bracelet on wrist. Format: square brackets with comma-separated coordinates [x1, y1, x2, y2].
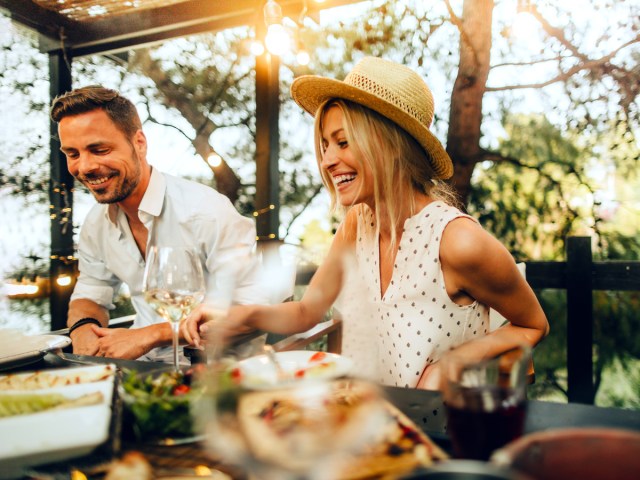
[68, 317, 102, 335]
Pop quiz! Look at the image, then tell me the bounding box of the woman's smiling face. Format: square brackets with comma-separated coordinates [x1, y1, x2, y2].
[320, 105, 374, 208]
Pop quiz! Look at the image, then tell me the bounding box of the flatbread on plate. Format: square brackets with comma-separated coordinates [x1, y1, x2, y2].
[237, 380, 447, 479]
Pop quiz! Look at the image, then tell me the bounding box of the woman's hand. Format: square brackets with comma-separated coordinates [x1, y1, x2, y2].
[181, 304, 254, 348]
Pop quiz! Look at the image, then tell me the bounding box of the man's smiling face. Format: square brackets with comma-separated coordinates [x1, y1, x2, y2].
[59, 108, 146, 204]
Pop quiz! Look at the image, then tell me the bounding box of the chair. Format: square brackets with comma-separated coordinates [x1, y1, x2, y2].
[270, 318, 343, 354]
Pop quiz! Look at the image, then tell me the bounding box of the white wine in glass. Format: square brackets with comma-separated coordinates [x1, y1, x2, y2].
[143, 246, 206, 372]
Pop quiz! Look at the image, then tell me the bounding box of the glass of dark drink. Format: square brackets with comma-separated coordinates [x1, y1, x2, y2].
[441, 345, 531, 461]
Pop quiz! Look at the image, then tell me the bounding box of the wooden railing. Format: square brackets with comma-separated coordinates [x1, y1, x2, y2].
[525, 236, 640, 404]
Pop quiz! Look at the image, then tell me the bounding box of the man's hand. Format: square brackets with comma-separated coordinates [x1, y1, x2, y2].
[90, 325, 156, 360]
[70, 326, 100, 356]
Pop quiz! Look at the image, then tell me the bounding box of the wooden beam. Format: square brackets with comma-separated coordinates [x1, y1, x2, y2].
[8, 0, 366, 56]
[0, 0, 79, 39]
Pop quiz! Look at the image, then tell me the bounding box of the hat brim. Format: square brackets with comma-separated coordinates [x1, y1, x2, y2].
[291, 75, 453, 180]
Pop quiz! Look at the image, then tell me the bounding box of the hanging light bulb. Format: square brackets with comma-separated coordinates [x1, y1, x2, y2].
[264, 0, 283, 26]
[265, 24, 290, 55]
[516, 0, 533, 14]
[263, 0, 290, 56]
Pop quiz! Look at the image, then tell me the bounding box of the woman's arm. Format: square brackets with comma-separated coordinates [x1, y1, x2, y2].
[182, 211, 358, 347]
[418, 217, 549, 389]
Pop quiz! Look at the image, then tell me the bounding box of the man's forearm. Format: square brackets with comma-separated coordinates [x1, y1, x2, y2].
[67, 298, 110, 328]
[145, 322, 174, 349]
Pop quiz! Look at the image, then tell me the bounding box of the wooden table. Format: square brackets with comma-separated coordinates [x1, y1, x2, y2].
[4, 352, 640, 479]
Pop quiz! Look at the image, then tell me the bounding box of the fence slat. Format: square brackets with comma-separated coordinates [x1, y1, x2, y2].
[566, 237, 594, 404]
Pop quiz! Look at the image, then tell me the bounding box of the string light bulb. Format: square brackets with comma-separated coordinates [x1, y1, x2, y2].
[296, 49, 310, 66]
[265, 24, 290, 55]
[56, 274, 72, 287]
[207, 152, 222, 168]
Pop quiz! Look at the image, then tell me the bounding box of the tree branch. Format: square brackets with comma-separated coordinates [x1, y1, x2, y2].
[140, 98, 194, 143]
[487, 11, 640, 92]
[283, 183, 324, 239]
[529, 5, 587, 61]
[443, 0, 481, 72]
[492, 55, 566, 69]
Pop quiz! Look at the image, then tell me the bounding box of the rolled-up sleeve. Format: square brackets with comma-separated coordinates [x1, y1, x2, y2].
[70, 228, 122, 310]
[196, 199, 270, 307]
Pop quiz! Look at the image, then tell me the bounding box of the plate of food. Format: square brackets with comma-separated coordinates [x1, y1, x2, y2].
[119, 365, 206, 444]
[0, 364, 116, 476]
[237, 379, 448, 479]
[234, 350, 353, 389]
[0, 329, 71, 371]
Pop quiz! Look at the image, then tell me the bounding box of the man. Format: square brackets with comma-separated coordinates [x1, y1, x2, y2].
[51, 85, 266, 361]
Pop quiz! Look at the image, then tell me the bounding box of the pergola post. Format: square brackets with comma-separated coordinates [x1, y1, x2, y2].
[254, 34, 281, 241]
[48, 51, 75, 331]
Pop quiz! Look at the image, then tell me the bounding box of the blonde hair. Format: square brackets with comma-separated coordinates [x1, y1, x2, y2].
[314, 99, 459, 251]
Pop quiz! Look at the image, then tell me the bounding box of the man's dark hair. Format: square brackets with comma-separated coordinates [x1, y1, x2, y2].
[50, 85, 142, 139]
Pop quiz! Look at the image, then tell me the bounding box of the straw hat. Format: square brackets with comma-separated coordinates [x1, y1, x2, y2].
[290, 56, 454, 179]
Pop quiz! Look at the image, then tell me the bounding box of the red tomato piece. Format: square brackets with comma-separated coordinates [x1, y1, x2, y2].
[309, 351, 327, 362]
[173, 384, 191, 396]
[230, 367, 243, 384]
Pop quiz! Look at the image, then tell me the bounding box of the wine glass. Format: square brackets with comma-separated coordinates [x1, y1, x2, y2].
[195, 344, 389, 480]
[143, 245, 206, 372]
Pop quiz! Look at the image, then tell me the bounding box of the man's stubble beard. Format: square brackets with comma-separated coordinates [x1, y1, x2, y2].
[92, 149, 142, 205]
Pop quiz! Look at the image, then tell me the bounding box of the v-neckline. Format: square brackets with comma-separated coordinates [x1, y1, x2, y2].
[377, 232, 399, 301]
[375, 201, 441, 301]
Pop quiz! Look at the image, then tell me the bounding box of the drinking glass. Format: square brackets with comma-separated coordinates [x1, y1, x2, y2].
[441, 345, 531, 461]
[143, 246, 206, 372]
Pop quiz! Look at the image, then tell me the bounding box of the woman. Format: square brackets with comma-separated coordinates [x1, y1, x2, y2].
[182, 57, 549, 389]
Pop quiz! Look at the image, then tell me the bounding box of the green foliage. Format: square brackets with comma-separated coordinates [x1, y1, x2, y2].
[470, 113, 640, 405]
[0, 19, 49, 204]
[468, 113, 595, 259]
[527, 290, 569, 401]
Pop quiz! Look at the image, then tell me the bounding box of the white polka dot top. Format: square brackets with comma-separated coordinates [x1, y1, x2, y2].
[336, 201, 490, 388]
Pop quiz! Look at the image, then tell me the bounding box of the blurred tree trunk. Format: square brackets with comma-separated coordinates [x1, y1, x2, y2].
[134, 50, 241, 203]
[446, 0, 494, 206]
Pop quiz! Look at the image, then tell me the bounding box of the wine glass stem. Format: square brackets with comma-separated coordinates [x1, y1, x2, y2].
[171, 321, 180, 373]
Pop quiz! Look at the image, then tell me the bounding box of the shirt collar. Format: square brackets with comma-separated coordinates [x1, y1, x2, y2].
[105, 167, 166, 225]
[138, 167, 166, 219]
